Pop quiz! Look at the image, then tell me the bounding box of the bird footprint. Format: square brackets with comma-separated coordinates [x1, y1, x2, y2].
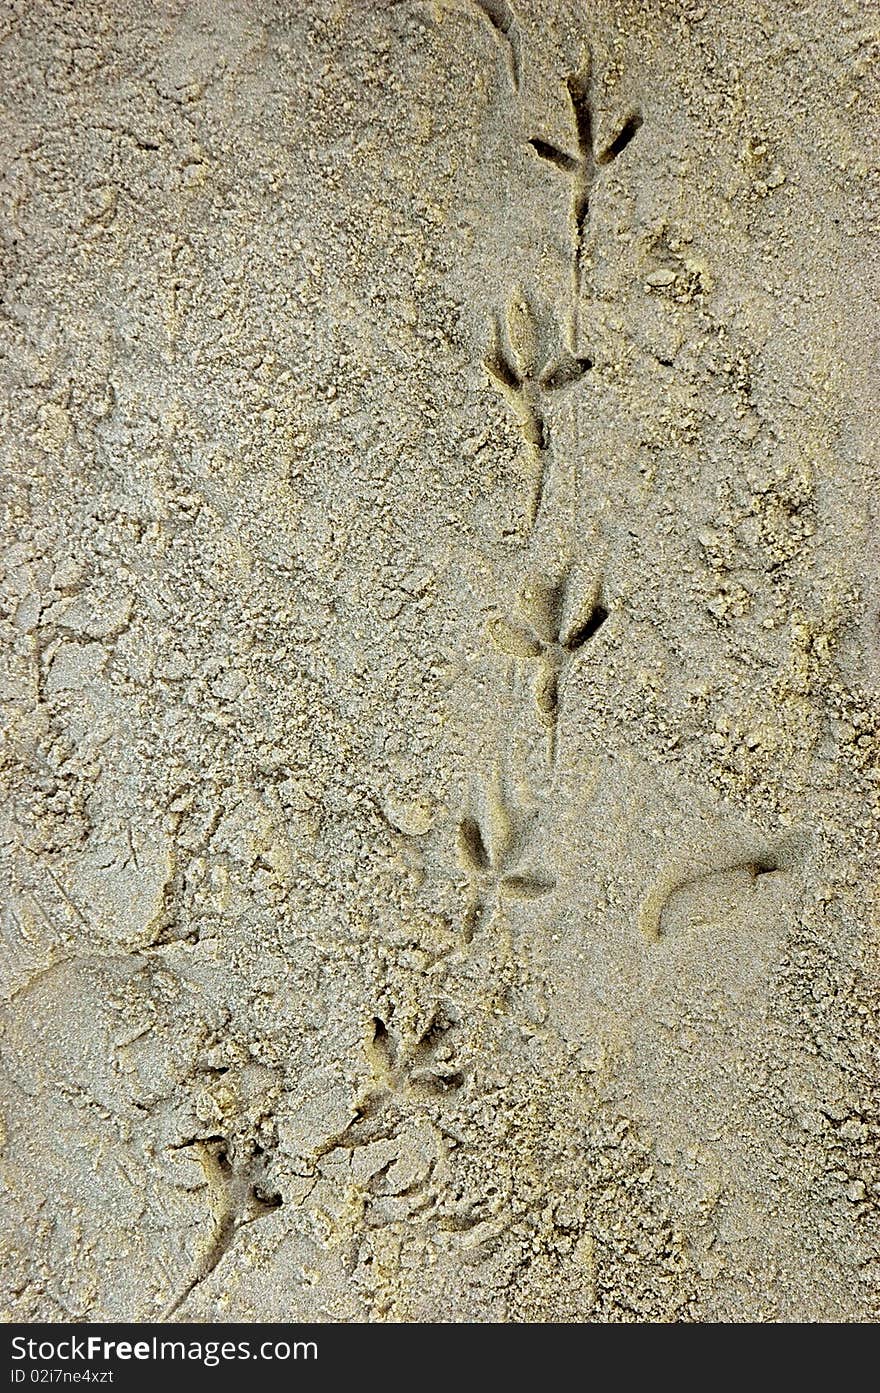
[488, 565, 608, 762]
[485, 292, 591, 527]
[456, 773, 555, 941]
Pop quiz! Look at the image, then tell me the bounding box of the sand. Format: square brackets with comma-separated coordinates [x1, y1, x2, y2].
[1, 0, 878, 1321]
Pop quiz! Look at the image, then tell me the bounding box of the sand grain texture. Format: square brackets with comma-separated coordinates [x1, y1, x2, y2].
[1, 0, 879, 1321]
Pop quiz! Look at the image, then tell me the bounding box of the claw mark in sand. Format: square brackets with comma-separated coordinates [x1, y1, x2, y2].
[528, 50, 643, 328]
[432, 1, 521, 90]
[488, 566, 608, 762]
[456, 772, 555, 941]
[638, 839, 805, 944]
[485, 292, 591, 526]
[162, 1138, 282, 1319]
